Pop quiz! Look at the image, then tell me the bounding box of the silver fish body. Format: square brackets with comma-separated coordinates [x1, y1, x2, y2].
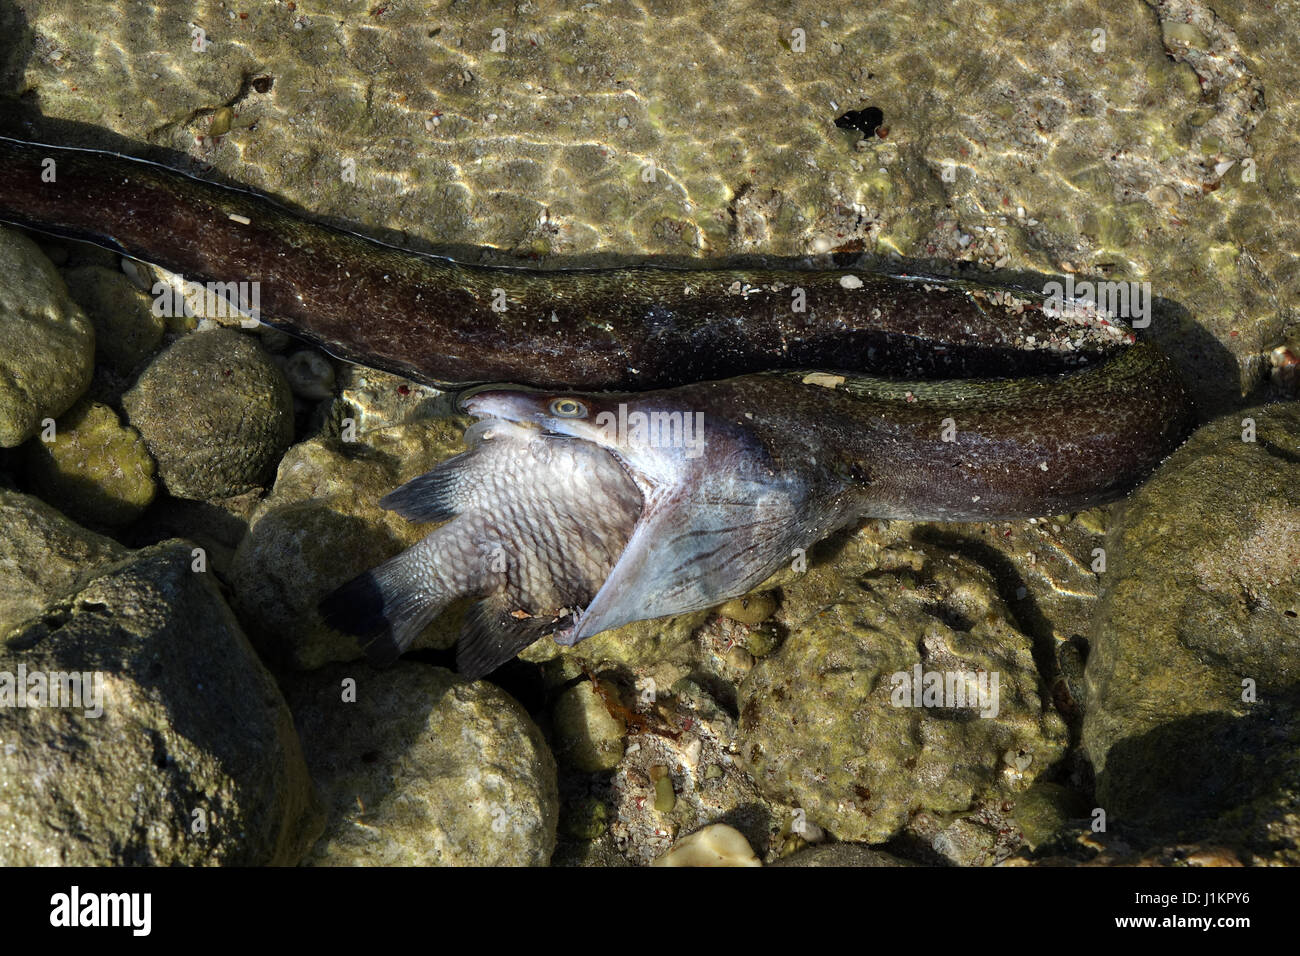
[320, 419, 642, 677]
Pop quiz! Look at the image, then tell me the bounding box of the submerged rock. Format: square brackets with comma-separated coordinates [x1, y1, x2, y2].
[771, 843, 919, 866]
[24, 398, 157, 528]
[739, 544, 1068, 845]
[122, 328, 293, 500]
[0, 488, 126, 634]
[1084, 403, 1300, 863]
[0, 540, 321, 865]
[0, 226, 94, 448]
[60, 264, 165, 376]
[552, 679, 626, 772]
[289, 662, 558, 866]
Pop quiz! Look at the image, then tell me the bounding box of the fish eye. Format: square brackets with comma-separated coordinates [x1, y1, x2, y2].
[548, 397, 588, 419]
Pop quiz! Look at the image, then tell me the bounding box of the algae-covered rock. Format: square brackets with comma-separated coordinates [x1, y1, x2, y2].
[24, 398, 157, 528]
[227, 417, 467, 669]
[289, 662, 558, 866]
[739, 547, 1068, 845]
[121, 328, 293, 499]
[0, 488, 126, 634]
[1012, 781, 1092, 850]
[0, 226, 94, 448]
[518, 612, 709, 674]
[0, 540, 321, 865]
[60, 264, 165, 375]
[1083, 403, 1300, 862]
[552, 679, 626, 772]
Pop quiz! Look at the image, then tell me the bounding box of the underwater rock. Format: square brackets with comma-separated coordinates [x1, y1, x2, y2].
[24, 398, 157, 528]
[1084, 403, 1300, 863]
[0, 226, 94, 448]
[771, 843, 919, 866]
[1012, 781, 1093, 850]
[0, 488, 126, 634]
[552, 679, 626, 772]
[121, 328, 293, 500]
[739, 545, 1067, 845]
[288, 662, 558, 866]
[60, 264, 164, 376]
[0, 540, 320, 865]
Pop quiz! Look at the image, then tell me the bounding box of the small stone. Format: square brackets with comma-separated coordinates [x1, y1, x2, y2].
[1161, 20, 1209, 50]
[1013, 782, 1091, 849]
[653, 769, 676, 812]
[282, 349, 336, 400]
[553, 679, 626, 772]
[650, 823, 760, 867]
[289, 662, 558, 866]
[718, 591, 777, 626]
[61, 264, 164, 375]
[772, 843, 918, 867]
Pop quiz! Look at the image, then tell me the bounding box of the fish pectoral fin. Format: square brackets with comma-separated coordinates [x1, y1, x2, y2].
[455, 594, 553, 680]
[567, 485, 801, 644]
[379, 448, 481, 522]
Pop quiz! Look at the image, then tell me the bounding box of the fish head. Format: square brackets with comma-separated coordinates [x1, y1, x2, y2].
[460, 386, 706, 492]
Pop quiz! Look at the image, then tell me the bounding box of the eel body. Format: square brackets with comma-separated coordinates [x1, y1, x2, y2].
[0, 134, 1196, 675]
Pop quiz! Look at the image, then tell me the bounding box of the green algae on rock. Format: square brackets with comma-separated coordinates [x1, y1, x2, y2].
[0, 488, 125, 634]
[1083, 402, 1300, 863]
[0, 226, 93, 448]
[1011, 781, 1093, 851]
[288, 662, 558, 866]
[0, 540, 321, 865]
[228, 417, 468, 670]
[121, 328, 293, 500]
[739, 547, 1068, 845]
[24, 398, 157, 528]
[552, 679, 626, 773]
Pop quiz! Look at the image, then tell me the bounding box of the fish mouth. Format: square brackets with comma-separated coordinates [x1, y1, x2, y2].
[459, 385, 616, 450]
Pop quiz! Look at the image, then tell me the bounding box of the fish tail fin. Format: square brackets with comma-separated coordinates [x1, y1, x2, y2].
[319, 552, 448, 665]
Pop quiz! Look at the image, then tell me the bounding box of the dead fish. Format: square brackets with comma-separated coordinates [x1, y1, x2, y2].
[319, 418, 642, 678]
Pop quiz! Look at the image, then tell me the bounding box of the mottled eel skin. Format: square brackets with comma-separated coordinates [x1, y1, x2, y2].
[0, 134, 1195, 667]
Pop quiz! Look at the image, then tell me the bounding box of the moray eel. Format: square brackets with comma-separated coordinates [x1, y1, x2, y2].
[0, 134, 1196, 676]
